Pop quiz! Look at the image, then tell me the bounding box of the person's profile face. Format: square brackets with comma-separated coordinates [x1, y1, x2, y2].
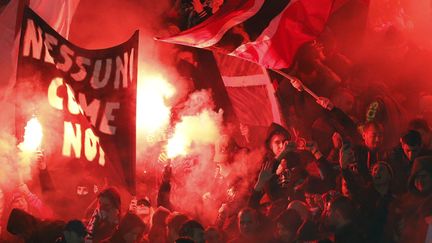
[401, 143, 421, 161]
[270, 133, 288, 157]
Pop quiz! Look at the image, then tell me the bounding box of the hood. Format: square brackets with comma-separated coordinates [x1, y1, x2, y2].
[408, 156, 432, 194]
[7, 208, 39, 236]
[265, 123, 291, 150]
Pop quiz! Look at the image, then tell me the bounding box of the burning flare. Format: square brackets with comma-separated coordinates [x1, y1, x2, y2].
[137, 71, 175, 140]
[166, 109, 223, 159]
[18, 116, 43, 152]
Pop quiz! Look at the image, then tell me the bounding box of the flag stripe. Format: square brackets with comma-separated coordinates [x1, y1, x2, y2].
[156, 0, 265, 48]
[157, 0, 335, 69]
[230, 0, 334, 68]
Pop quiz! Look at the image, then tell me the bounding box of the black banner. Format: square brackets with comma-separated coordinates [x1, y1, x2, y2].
[15, 7, 138, 194]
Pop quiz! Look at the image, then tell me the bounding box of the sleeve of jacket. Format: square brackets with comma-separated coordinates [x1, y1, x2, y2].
[157, 180, 173, 211]
[38, 168, 55, 193]
[329, 107, 361, 143]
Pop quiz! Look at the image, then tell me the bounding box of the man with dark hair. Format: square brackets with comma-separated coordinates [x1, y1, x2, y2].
[56, 220, 87, 243]
[249, 123, 308, 204]
[178, 220, 205, 243]
[324, 196, 366, 243]
[250, 123, 335, 217]
[389, 130, 431, 195]
[400, 130, 423, 161]
[408, 118, 432, 150]
[86, 187, 121, 242]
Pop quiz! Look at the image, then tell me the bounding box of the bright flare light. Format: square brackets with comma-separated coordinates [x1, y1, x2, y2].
[137, 71, 175, 139]
[166, 133, 188, 158]
[166, 110, 222, 159]
[18, 117, 43, 152]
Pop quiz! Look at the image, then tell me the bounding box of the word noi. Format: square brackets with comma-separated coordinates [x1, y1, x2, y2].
[48, 77, 107, 166]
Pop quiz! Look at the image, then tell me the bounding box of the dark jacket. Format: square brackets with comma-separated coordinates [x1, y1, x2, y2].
[391, 156, 432, 243]
[353, 144, 388, 182]
[334, 222, 367, 243]
[249, 123, 297, 209]
[388, 146, 432, 195]
[7, 208, 65, 243]
[341, 169, 394, 242]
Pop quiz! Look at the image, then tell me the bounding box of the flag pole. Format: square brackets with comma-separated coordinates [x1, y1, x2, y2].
[271, 69, 319, 100]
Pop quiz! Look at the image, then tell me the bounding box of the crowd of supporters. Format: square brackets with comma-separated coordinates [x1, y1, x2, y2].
[1, 0, 432, 242]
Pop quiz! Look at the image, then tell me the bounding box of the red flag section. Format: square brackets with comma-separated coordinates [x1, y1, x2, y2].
[157, 0, 336, 69]
[231, 0, 335, 69]
[156, 0, 265, 48]
[213, 52, 282, 127]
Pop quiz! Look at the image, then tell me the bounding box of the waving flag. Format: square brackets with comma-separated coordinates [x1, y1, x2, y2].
[157, 0, 336, 69]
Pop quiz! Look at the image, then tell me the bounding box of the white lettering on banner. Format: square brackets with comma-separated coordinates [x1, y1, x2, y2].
[44, 33, 57, 64]
[100, 102, 120, 135]
[57, 45, 75, 72]
[63, 121, 81, 158]
[47, 77, 110, 166]
[22, 19, 135, 91]
[62, 121, 106, 166]
[129, 48, 134, 82]
[47, 77, 118, 133]
[65, 84, 83, 115]
[114, 52, 129, 89]
[48, 77, 64, 110]
[84, 128, 98, 161]
[23, 19, 43, 59]
[71, 56, 91, 82]
[90, 59, 112, 89]
[78, 93, 100, 126]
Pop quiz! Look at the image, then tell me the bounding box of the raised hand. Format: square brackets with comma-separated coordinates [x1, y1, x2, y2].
[288, 77, 304, 92]
[254, 160, 274, 191]
[239, 123, 250, 143]
[162, 162, 172, 182]
[304, 141, 323, 159]
[316, 97, 334, 111]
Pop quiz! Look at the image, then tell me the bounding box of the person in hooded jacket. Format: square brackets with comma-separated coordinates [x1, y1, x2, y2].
[249, 123, 335, 217]
[248, 123, 306, 212]
[6, 208, 64, 243]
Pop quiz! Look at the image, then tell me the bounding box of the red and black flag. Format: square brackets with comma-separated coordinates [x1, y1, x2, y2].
[157, 0, 338, 69]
